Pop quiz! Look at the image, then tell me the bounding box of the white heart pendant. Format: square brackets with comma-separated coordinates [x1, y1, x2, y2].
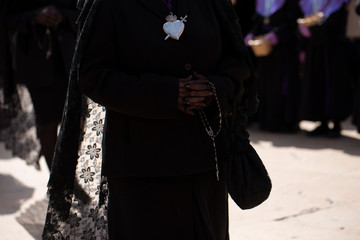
[163, 20, 185, 40]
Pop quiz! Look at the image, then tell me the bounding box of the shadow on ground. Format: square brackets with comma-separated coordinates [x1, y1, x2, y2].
[16, 199, 48, 240]
[0, 174, 34, 214]
[249, 128, 360, 157]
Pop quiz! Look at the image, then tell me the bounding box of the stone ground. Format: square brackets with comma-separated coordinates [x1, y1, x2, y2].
[0, 119, 359, 240]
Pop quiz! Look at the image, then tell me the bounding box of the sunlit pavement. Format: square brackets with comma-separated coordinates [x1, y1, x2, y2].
[0, 119, 359, 240]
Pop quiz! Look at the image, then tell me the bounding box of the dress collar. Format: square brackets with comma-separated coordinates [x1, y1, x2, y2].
[138, 0, 197, 21]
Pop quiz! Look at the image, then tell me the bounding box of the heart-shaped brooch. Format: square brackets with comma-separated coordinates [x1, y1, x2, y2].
[163, 13, 188, 40]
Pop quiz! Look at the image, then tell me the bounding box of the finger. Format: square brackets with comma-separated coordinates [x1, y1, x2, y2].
[185, 105, 198, 115]
[178, 96, 187, 104]
[179, 75, 192, 83]
[178, 85, 190, 97]
[193, 72, 207, 80]
[187, 102, 207, 108]
[179, 91, 189, 97]
[178, 104, 195, 116]
[44, 13, 59, 23]
[188, 90, 213, 97]
[184, 96, 207, 104]
[185, 83, 211, 91]
[184, 79, 208, 85]
[179, 82, 187, 89]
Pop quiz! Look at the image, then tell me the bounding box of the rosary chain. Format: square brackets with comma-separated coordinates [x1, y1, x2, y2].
[199, 81, 222, 181]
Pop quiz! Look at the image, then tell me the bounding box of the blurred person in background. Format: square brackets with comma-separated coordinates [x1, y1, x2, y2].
[244, 0, 302, 132]
[0, 0, 15, 113]
[298, 0, 353, 138]
[6, 0, 78, 168]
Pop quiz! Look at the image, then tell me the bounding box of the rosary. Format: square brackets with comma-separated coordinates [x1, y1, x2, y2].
[161, 0, 187, 40]
[198, 82, 223, 181]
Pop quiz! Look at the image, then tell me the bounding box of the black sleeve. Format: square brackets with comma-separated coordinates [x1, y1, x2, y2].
[207, 12, 252, 116]
[207, 52, 250, 115]
[78, 0, 178, 119]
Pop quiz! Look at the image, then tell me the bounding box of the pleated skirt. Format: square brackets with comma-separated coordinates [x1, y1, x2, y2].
[107, 164, 229, 240]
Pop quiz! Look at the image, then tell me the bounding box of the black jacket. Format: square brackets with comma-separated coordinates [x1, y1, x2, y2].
[78, 0, 251, 177]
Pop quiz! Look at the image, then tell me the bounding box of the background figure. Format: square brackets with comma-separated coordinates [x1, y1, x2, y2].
[298, 0, 353, 138]
[7, 0, 78, 168]
[1, 0, 41, 168]
[0, 0, 17, 127]
[245, 0, 301, 132]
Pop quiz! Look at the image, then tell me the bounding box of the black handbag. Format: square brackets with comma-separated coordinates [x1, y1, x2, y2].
[225, 102, 272, 210]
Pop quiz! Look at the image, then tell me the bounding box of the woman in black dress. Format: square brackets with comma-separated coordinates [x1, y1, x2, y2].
[79, 0, 254, 239]
[244, 0, 301, 132]
[298, 0, 353, 138]
[6, 0, 78, 168]
[42, 0, 257, 239]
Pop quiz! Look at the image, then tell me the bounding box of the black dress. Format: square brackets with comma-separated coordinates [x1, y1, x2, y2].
[248, 0, 301, 132]
[42, 0, 256, 239]
[298, 5, 353, 123]
[78, 0, 251, 239]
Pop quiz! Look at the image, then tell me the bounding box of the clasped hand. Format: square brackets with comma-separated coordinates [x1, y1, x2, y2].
[34, 6, 62, 27]
[178, 72, 214, 115]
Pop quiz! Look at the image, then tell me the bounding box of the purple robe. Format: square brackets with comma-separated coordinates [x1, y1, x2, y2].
[299, 0, 348, 17]
[256, 0, 286, 17]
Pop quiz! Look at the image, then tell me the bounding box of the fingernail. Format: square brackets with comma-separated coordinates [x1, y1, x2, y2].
[185, 84, 190, 88]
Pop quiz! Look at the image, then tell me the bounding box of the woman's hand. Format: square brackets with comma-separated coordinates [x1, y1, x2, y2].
[244, 33, 254, 46]
[34, 6, 63, 27]
[178, 73, 214, 115]
[264, 31, 278, 46]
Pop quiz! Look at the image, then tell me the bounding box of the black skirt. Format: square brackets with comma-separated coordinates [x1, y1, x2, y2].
[107, 164, 229, 240]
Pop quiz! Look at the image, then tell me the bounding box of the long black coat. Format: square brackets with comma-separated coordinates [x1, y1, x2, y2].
[7, 0, 78, 86]
[78, 0, 252, 177]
